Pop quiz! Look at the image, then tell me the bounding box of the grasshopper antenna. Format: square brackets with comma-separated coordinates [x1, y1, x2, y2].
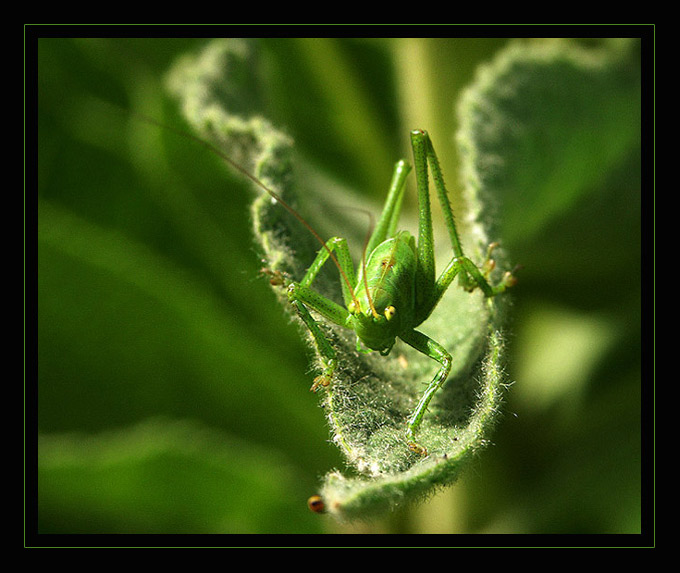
[130, 110, 361, 308]
[358, 211, 379, 319]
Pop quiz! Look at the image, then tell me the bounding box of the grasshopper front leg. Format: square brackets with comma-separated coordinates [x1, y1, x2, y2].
[284, 237, 355, 391]
[289, 296, 340, 392]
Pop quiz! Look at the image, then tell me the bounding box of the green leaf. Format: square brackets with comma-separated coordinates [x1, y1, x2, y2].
[37, 39, 336, 534]
[38, 419, 318, 533]
[456, 38, 641, 248]
[167, 39, 511, 520]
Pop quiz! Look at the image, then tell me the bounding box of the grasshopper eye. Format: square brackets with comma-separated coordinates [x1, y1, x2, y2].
[384, 305, 396, 320]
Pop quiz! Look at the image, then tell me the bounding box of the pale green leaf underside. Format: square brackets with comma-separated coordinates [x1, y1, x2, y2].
[166, 38, 638, 519]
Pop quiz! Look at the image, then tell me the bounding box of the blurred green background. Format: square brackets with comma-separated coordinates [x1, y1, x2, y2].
[35, 36, 645, 537]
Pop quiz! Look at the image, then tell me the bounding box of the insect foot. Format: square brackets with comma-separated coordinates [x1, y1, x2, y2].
[481, 242, 501, 278]
[407, 441, 428, 456]
[310, 374, 331, 393]
[498, 263, 522, 291]
[309, 358, 337, 392]
[260, 267, 287, 287]
[405, 424, 429, 456]
[477, 242, 520, 294]
[501, 270, 519, 289]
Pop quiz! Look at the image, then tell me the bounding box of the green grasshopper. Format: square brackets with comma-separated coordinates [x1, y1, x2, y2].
[140, 115, 515, 456]
[267, 129, 516, 456]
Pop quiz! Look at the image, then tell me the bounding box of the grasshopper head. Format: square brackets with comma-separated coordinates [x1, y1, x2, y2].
[346, 297, 400, 354]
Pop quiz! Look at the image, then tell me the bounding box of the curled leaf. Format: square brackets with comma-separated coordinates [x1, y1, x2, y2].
[167, 39, 511, 520]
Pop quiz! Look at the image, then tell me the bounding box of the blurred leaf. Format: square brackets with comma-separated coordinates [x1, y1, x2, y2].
[38, 199, 319, 444]
[37, 37, 338, 534]
[39, 419, 320, 533]
[259, 38, 399, 198]
[513, 303, 621, 412]
[456, 38, 641, 247]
